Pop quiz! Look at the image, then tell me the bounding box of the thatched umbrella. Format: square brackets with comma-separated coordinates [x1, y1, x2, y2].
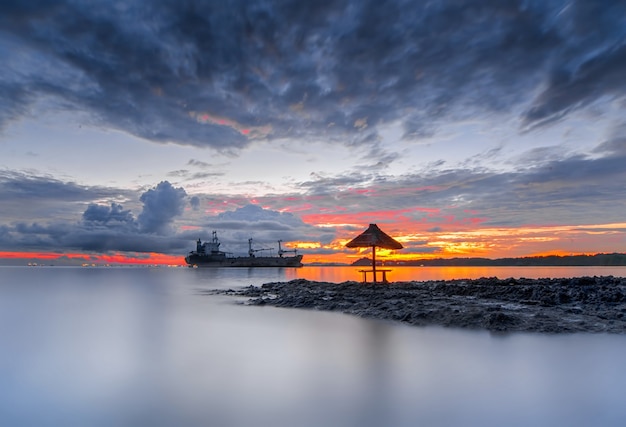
[345, 224, 403, 283]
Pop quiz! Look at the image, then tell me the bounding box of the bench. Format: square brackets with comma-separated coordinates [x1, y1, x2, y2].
[358, 269, 392, 283]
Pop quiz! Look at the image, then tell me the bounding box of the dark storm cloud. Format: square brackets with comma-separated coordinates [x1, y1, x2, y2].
[2, 0, 624, 149]
[523, 44, 626, 128]
[0, 170, 136, 222]
[83, 203, 135, 224]
[0, 170, 130, 201]
[523, 1, 626, 127]
[0, 180, 192, 254]
[137, 181, 187, 234]
[4, 220, 188, 253]
[61, 229, 186, 253]
[59, 181, 187, 253]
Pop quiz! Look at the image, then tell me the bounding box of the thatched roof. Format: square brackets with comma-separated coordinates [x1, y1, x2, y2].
[345, 223, 403, 249]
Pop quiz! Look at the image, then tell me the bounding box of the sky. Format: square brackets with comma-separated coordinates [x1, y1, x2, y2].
[1, 0, 626, 265]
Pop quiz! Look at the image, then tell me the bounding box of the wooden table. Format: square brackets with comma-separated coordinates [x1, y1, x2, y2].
[358, 269, 392, 283]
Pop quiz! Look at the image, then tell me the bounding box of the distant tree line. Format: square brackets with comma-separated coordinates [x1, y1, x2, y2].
[352, 253, 626, 267]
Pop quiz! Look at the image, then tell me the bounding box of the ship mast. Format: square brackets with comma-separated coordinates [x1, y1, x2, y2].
[248, 238, 273, 257]
[277, 240, 297, 257]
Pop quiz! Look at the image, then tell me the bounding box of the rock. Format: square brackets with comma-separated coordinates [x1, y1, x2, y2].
[213, 276, 626, 334]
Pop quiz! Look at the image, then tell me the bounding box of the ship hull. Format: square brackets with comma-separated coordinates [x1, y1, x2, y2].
[185, 254, 303, 267]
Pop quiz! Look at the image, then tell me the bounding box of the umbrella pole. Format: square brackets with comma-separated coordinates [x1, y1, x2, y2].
[372, 245, 376, 284]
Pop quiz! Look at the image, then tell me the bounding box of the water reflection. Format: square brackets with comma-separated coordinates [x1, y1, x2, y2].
[2, 267, 626, 426]
[288, 265, 626, 282]
[183, 265, 626, 286]
[355, 321, 393, 427]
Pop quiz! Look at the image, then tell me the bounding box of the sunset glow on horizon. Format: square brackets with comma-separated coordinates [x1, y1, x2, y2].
[3, 218, 623, 266]
[0, 251, 185, 266]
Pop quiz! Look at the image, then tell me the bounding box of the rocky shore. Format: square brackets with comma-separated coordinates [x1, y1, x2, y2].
[215, 276, 626, 333]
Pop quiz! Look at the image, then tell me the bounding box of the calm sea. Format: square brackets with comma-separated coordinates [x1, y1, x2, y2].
[2, 266, 626, 427]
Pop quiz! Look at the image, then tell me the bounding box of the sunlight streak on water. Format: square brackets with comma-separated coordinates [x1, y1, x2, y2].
[1, 266, 626, 426]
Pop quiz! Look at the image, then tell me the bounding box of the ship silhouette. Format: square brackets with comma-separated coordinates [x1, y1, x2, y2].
[185, 231, 303, 267]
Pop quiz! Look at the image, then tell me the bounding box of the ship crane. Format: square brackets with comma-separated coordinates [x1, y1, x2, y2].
[277, 240, 298, 258]
[248, 238, 273, 258]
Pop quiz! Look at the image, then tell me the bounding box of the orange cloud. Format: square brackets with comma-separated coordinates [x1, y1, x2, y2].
[190, 111, 272, 138]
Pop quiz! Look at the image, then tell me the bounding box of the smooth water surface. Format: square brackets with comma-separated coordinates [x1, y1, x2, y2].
[1, 266, 626, 427]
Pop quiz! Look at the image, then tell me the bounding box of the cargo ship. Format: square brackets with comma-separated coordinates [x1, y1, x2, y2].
[185, 231, 303, 267]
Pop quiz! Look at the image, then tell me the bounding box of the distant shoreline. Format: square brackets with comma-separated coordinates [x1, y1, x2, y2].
[216, 277, 626, 333]
[351, 253, 626, 267]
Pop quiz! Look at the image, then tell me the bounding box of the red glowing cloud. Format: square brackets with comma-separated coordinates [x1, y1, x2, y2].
[191, 111, 272, 138]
